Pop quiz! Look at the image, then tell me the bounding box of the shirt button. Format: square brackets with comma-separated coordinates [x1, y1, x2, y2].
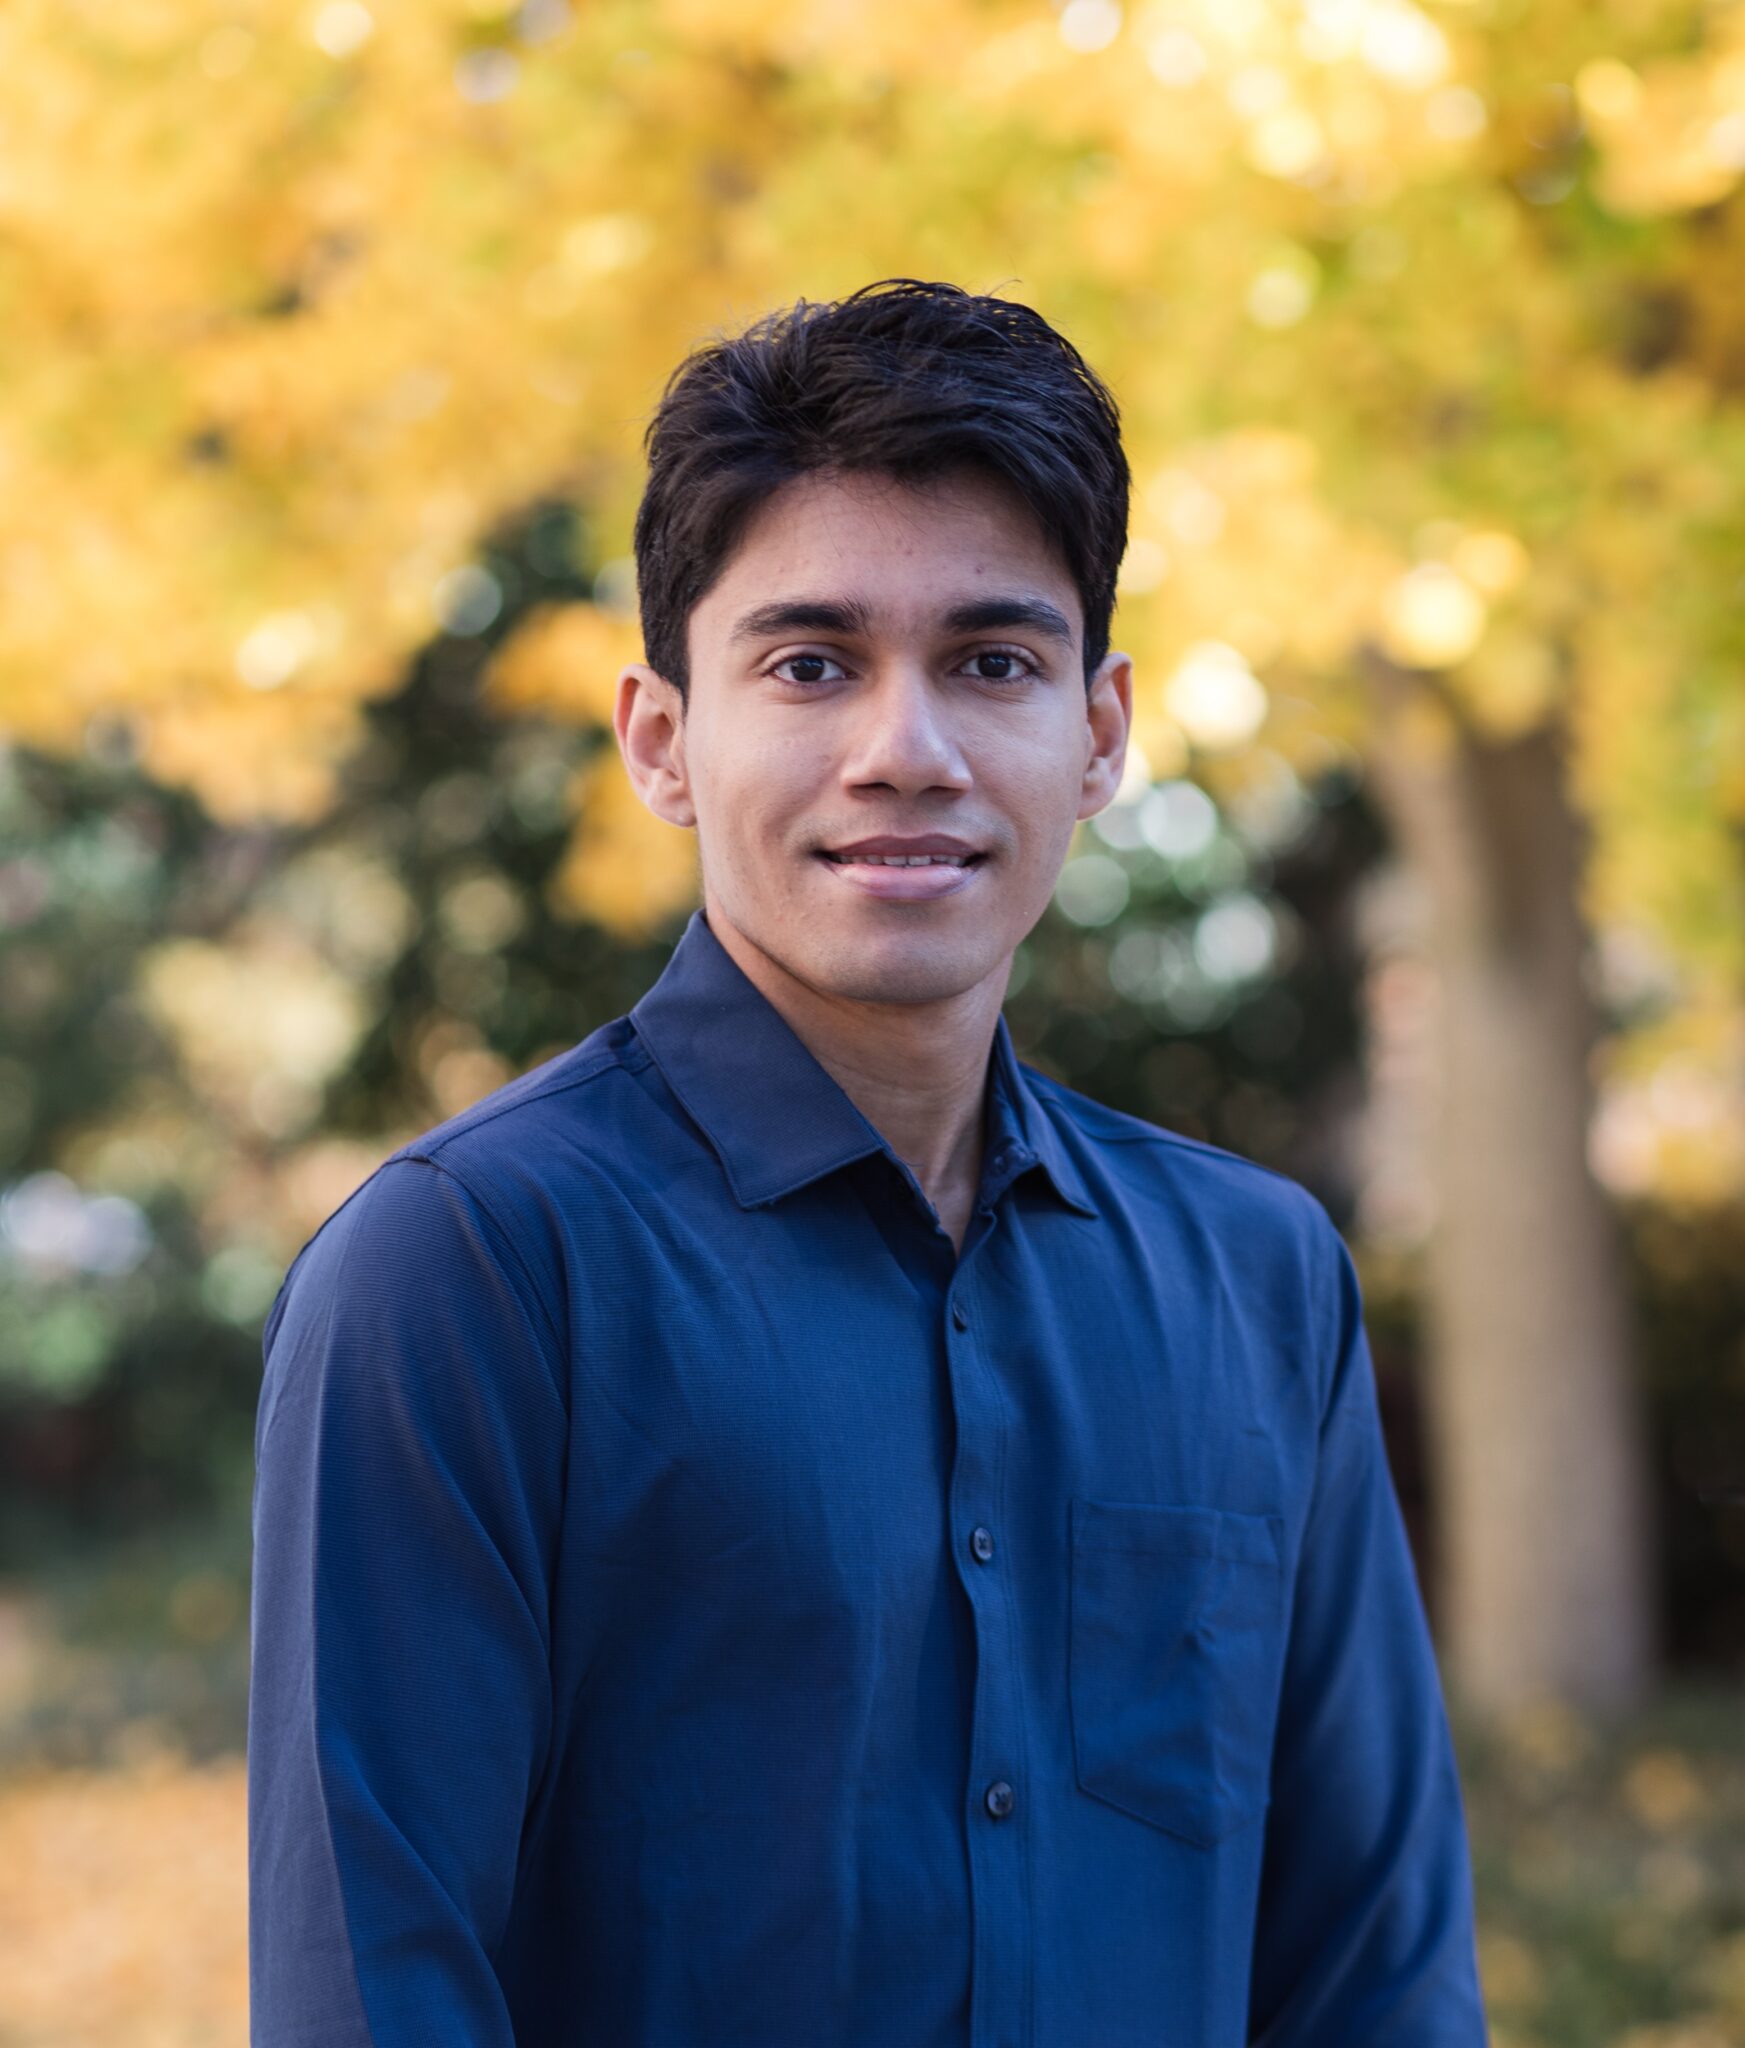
[950, 1301, 968, 1331]
[970, 1525, 996, 1563]
[984, 1779, 1015, 1820]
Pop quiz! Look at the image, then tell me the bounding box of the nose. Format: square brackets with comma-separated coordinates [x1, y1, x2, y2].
[838, 661, 972, 797]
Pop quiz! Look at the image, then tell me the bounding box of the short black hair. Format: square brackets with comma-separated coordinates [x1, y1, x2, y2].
[632, 278, 1130, 700]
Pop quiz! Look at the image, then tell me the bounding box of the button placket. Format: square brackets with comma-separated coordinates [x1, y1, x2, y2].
[941, 1221, 1029, 2048]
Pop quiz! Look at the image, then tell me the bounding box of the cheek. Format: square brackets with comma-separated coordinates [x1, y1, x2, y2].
[986, 742, 1089, 853]
[689, 726, 820, 852]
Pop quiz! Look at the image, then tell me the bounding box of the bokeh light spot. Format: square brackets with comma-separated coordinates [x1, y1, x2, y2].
[1163, 643, 1269, 749]
[1194, 893, 1278, 983]
[1059, 0, 1122, 54]
[1380, 562, 1487, 667]
[1138, 778, 1220, 861]
[1055, 852, 1131, 926]
[435, 565, 505, 636]
[1145, 26, 1206, 86]
[312, 2, 374, 59]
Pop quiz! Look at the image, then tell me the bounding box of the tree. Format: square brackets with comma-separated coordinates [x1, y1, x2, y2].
[6, 0, 1745, 1707]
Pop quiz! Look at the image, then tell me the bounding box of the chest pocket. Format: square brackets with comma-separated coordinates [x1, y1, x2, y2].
[1068, 1497, 1289, 1848]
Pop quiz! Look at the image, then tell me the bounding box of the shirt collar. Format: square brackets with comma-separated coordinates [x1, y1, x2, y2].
[983, 1000, 1101, 1218]
[629, 909, 1099, 1218]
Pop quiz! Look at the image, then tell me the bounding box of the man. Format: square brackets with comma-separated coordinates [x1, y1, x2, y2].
[248, 278, 1489, 2046]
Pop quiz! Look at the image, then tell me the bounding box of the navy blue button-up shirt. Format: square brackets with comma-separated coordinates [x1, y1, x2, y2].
[248, 907, 1488, 2047]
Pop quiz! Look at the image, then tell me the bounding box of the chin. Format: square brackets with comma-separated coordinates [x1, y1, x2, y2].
[800, 926, 1003, 1007]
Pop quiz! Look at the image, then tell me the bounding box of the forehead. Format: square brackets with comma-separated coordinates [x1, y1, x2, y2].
[693, 467, 1081, 636]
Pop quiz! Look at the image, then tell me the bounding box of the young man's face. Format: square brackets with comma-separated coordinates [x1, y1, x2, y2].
[618, 465, 1131, 1009]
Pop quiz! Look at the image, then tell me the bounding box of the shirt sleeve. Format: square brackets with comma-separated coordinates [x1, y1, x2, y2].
[1246, 1211, 1489, 2046]
[247, 1154, 568, 2048]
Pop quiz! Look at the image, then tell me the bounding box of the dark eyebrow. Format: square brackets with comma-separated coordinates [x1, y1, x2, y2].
[726, 593, 1077, 649]
[941, 596, 1076, 646]
[727, 598, 874, 644]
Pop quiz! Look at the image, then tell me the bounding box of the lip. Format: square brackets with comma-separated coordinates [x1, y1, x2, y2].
[818, 856, 982, 902]
[822, 834, 984, 858]
[813, 833, 986, 904]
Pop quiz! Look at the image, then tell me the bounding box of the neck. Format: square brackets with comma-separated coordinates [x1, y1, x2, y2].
[703, 902, 1008, 1245]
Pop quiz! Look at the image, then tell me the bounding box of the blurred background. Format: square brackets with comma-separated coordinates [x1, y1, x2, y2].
[2, 0, 1744, 2040]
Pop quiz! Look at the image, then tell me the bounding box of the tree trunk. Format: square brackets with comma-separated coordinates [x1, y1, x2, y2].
[1361, 656, 1657, 1716]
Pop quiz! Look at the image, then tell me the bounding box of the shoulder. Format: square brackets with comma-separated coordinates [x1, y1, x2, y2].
[1021, 1061, 1339, 1272]
[390, 1015, 647, 1181]
[1021, 1065, 1355, 1407]
[267, 1017, 650, 1348]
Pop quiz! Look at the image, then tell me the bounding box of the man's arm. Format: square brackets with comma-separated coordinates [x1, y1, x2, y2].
[248, 1155, 568, 2047]
[1246, 1212, 1489, 2045]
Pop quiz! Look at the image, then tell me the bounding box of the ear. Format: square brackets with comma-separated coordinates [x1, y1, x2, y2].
[1076, 648, 1134, 823]
[614, 661, 697, 830]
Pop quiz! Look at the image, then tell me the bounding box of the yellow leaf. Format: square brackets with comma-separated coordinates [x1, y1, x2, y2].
[549, 747, 698, 938]
[482, 603, 643, 728]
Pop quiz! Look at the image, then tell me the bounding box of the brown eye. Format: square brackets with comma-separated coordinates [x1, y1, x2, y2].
[964, 648, 1038, 682]
[770, 653, 847, 685]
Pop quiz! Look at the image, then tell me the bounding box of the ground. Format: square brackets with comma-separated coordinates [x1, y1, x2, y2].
[1, 1529, 1741, 2046]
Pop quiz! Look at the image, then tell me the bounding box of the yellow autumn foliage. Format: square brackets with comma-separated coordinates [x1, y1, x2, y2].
[550, 744, 699, 937]
[0, 0, 1739, 995]
[481, 600, 639, 728]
